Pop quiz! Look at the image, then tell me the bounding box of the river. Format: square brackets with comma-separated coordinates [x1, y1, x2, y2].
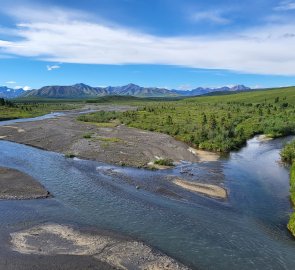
[0, 116, 294, 269]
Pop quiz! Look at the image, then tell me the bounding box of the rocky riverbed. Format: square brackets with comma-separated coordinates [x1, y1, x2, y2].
[0, 105, 211, 167]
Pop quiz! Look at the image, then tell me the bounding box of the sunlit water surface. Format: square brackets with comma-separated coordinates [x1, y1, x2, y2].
[0, 133, 294, 269]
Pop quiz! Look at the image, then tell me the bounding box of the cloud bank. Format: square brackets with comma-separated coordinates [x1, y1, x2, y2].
[13, 85, 31, 90]
[0, 6, 295, 75]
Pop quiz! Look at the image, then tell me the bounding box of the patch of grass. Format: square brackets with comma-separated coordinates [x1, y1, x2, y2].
[281, 141, 295, 236]
[0, 98, 81, 121]
[78, 87, 295, 153]
[85, 95, 182, 104]
[281, 140, 295, 164]
[95, 136, 122, 143]
[154, 158, 174, 166]
[288, 212, 295, 236]
[77, 115, 120, 127]
[290, 163, 295, 204]
[77, 111, 120, 123]
[83, 133, 93, 139]
[288, 163, 295, 236]
[94, 122, 119, 127]
[65, 153, 76, 158]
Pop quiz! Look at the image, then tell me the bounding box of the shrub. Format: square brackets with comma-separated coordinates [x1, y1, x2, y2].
[83, 133, 92, 139]
[281, 140, 295, 164]
[154, 158, 174, 166]
[65, 153, 76, 158]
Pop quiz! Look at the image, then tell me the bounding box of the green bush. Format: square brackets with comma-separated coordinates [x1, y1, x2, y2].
[83, 133, 92, 139]
[288, 163, 295, 236]
[154, 158, 174, 166]
[65, 153, 76, 158]
[77, 111, 121, 123]
[78, 87, 295, 153]
[281, 140, 295, 164]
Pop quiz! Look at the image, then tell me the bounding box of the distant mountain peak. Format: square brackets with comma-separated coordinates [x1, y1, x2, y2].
[126, 83, 139, 87]
[0, 86, 25, 99]
[171, 84, 251, 96]
[230, 85, 250, 91]
[20, 83, 251, 99]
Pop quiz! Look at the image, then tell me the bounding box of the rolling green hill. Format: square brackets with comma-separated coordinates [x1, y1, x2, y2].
[191, 86, 295, 104]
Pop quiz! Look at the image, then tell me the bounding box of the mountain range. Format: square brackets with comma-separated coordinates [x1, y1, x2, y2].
[0, 83, 251, 99]
[171, 85, 251, 96]
[22, 83, 174, 98]
[0, 86, 25, 99]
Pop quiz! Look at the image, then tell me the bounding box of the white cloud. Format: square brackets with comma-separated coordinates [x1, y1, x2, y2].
[191, 11, 230, 24]
[0, 6, 295, 75]
[47, 65, 61, 71]
[23, 86, 31, 91]
[5, 81, 16, 84]
[14, 85, 31, 90]
[274, 1, 295, 11]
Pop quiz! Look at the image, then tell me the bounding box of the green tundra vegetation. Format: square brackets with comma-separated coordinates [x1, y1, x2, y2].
[154, 158, 174, 166]
[79, 87, 295, 152]
[281, 140, 295, 164]
[85, 95, 183, 104]
[281, 140, 295, 236]
[0, 98, 79, 120]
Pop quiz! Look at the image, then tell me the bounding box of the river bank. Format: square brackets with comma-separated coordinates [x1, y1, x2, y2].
[0, 106, 228, 207]
[288, 162, 295, 236]
[0, 167, 50, 200]
[0, 106, 216, 167]
[280, 140, 295, 236]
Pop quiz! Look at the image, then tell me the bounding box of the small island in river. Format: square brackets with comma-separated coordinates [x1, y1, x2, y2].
[0, 167, 50, 200]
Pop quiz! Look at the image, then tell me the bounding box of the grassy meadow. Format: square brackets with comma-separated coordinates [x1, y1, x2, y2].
[79, 87, 295, 152]
[0, 98, 80, 120]
[281, 140, 295, 236]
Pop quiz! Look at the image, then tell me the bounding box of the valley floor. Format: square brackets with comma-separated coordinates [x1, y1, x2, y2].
[0, 105, 224, 270]
[0, 105, 210, 168]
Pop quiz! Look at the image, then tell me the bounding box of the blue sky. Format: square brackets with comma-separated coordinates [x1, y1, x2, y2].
[0, 0, 295, 90]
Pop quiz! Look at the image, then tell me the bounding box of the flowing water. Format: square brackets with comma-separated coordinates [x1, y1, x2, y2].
[0, 120, 294, 269]
[0, 112, 66, 126]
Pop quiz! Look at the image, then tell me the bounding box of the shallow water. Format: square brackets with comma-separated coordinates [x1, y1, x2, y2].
[0, 136, 294, 270]
[0, 109, 100, 126]
[0, 112, 66, 126]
